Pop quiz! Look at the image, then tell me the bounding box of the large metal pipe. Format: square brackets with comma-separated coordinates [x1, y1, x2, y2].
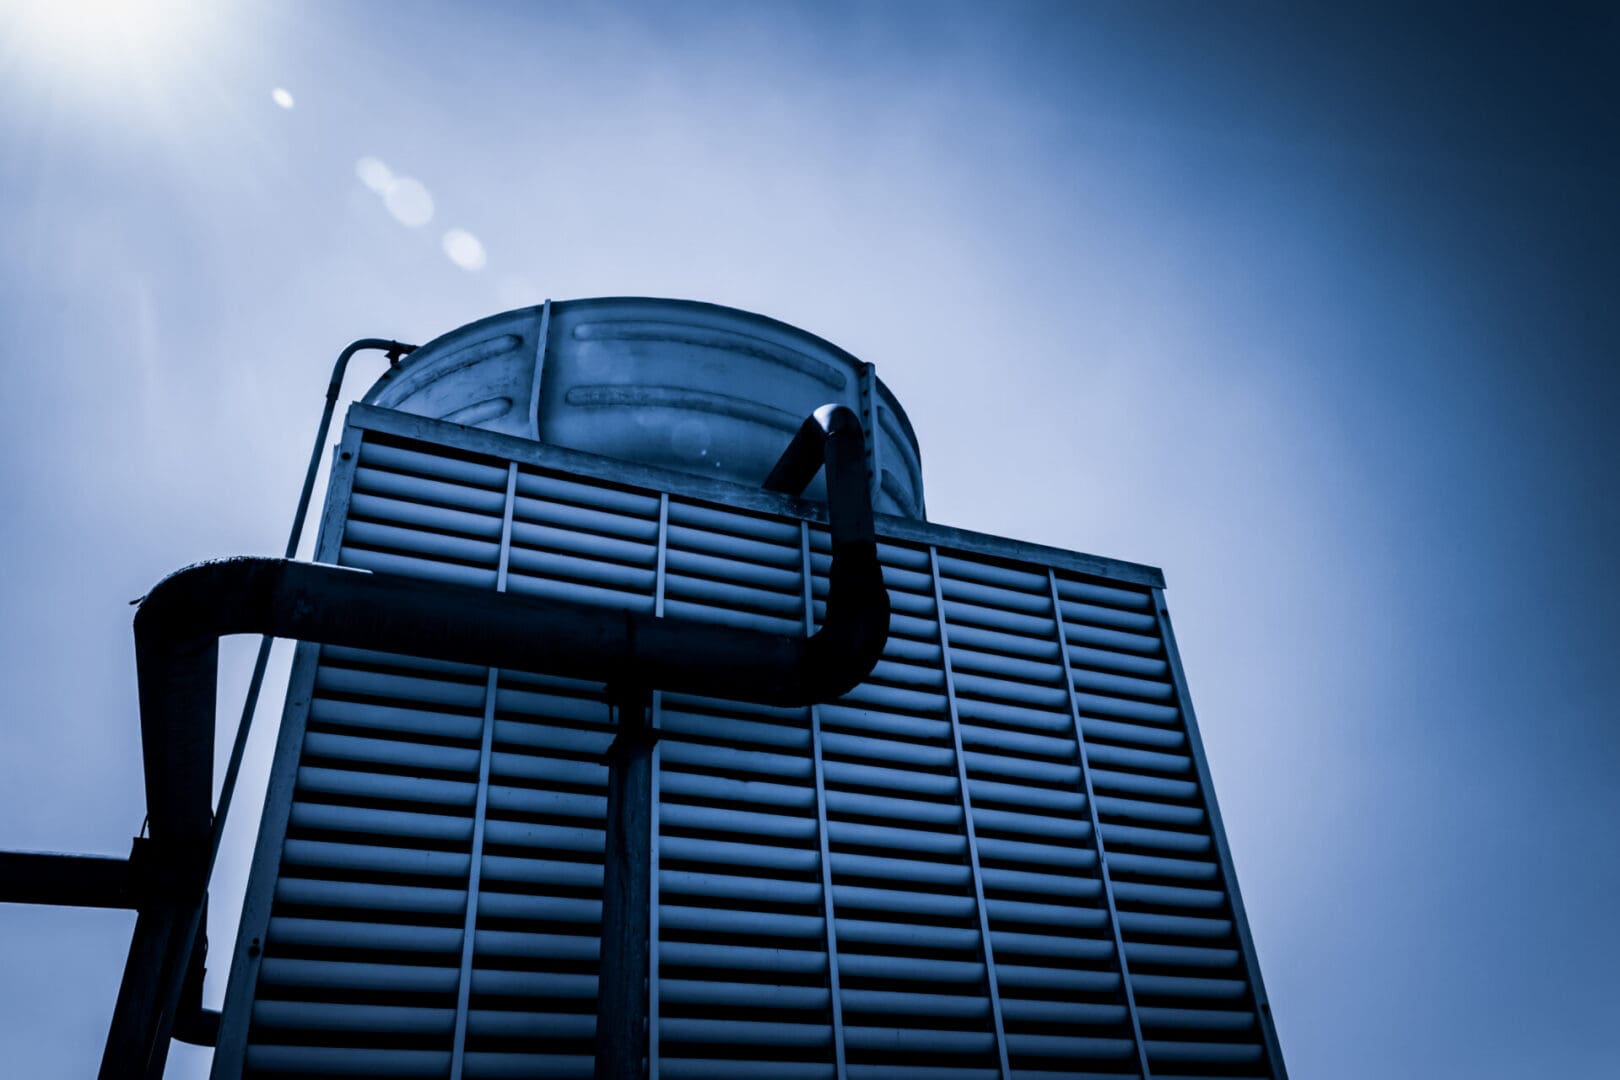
[103, 404, 888, 1078]
[592, 404, 881, 1080]
[0, 851, 135, 909]
[152, 339, 419, 1056]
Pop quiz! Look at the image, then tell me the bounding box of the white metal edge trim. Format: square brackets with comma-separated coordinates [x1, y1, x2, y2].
[1152, 588, 1288, 1080]
[525, 298, 552, 440]
[930, 546, 1012, 1080]
[1050, 570, 1152, 1078]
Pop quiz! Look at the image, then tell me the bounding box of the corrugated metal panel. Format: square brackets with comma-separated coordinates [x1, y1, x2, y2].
[216, 413, 1283, 1080]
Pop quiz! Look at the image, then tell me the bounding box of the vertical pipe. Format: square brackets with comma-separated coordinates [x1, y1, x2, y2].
[1049, 571, 1151, 1079]
[595, 688, 654, 1080]
[928, 548, 1011, 1080]
[102, 900, 192, 1078]
[593, 492, 666, 1080]
[451, 463, 518, 1078]
[803, 522, 847, 1079]
[1151, 590, 1288, 1080]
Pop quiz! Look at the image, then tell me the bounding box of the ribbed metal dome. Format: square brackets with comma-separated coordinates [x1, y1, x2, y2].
[363, 297, 926, 518]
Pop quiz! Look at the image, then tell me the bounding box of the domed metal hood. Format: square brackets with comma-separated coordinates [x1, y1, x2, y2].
[361, 297, 926, 518]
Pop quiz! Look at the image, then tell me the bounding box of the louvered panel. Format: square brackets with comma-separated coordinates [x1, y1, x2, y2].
[1053, 573, 1268, 1078]
[934, 552, 1137, 1079]
[662, 499, 804, 633]
[807, 530, 1002, 1079]
[247, 634, 495, 1072]
[504, 466, 658, 615]
[340, 440, 509, 594]
[652, 498, 837, 1077]
[462, 662, 613, 1073]
[223, 417, 1282, 1080]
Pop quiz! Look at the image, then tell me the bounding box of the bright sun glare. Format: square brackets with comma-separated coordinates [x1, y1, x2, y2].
[2, 0, 208, 101]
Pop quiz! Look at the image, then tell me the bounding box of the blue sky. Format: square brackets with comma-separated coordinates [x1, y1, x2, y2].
[1, 2, 1616, 1076]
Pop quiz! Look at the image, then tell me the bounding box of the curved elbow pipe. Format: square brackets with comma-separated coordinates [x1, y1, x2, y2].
[134, 401, 887, 845]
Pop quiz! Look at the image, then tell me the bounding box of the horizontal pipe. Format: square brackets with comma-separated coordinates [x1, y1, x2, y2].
[103, 402, 888, 1076]
[0, 851, 135, 909]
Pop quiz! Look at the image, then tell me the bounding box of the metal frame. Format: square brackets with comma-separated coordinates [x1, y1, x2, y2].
[203, 405, 1292, 1080]
[1152, 590, 1289, 1079]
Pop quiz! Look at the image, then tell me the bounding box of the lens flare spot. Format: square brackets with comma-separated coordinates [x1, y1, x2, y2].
[354, 157, 393, 193]
[383, 177, 434, 227]
[270, 86, 294, 109]
[442, 229, 487, 271]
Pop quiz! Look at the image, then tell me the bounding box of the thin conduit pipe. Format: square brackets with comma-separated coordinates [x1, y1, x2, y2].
[206, 339, 413, 882]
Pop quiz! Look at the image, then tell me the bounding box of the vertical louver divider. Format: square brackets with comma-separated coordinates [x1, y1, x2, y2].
[449, 464, 519, 1079]
[1049, 570, 1152, 1080]
[803, 520, 848, 1080]
[928, 547, 1013, 1080]
[934, 553, 1138, 1079]
[1150, 593, 1286, 1080]
[810, 532, 997, 1080]
[1054, 572, 1266, 1080]
[648, 494, 668, 1080]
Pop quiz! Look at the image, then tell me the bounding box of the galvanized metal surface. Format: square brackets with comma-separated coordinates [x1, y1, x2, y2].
[215, 406, 1282, 1079]
[362, 298, 927, 519]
